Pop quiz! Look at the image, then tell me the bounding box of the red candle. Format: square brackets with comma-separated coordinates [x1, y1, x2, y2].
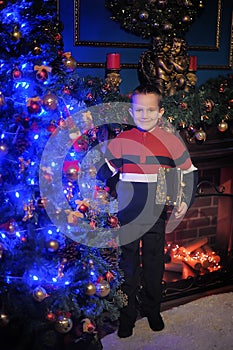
[106, 53, 120, 70]
[189, 56, 198, 71]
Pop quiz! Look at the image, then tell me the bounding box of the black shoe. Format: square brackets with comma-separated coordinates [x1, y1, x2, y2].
[147, 313, 164, 332]
[117, 324, 134, 338]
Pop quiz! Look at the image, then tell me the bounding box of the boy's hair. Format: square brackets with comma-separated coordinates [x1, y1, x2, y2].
[130, 85, 163, 108]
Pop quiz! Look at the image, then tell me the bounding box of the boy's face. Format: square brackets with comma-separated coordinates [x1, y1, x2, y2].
[129, 93, 164, 132]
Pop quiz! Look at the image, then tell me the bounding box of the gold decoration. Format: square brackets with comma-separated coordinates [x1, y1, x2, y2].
[64, 209, 84, 224]
[32, 286, 48, 302]
[217, 119, 228, 132]
[95, 280, 111, 297]
[62, 52, 77, 72]
[194, 127, 206, 141]
[65, 166, 79, 181]
[22, 199, 35, 221]
[46, 239, 59, 252]
[42, 92, 58, 111]
[138, 36, 194, 96]
[155, 167, 184, 207]
[105, 72, 122, 92]
[55, 315, 73, 333]
[11, 25, 22, 42]
[85, 282, 96, 296]
[0, 91, 5, 106]
[18, 157, 30, 178]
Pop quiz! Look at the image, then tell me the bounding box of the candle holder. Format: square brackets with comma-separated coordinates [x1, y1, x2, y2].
[104, 53, 122, 92]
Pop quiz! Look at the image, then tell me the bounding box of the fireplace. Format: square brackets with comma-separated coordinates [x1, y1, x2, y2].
[162, 126, 233, 300]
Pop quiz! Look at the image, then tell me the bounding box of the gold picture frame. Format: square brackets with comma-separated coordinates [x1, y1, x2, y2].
[73, 0, 232, 70]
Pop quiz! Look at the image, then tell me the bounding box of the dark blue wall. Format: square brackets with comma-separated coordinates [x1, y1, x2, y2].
[59, 0, 233, 94]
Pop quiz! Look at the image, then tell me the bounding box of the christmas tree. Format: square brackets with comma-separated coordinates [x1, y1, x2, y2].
[0, 1, 129, 349]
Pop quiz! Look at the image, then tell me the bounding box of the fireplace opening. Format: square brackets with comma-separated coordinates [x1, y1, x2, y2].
[162, 177, 233, 302]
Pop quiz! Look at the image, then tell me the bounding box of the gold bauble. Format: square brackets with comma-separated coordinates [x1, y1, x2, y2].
[66, 166, 79, 181]
[217, 120, 228, 132]
[55, 316, 73, 334]
[89, 164, 97, 178]
[62, 56, 77, 72]
[95, 280, 110, 297]
[0, 141, 8, 157]
[194, 128, 206, 141]
[0, 91, 5, 106]
[43, 92, 58, 111]
[95, 189, 108, 204]
[46, 239, 59, 252]
[11, 26, 22, 42]
[32, 286, 48, 302]
[139, 11, 149, 21]
[85, 282, 96, 296]
[0, 312, 10, 327]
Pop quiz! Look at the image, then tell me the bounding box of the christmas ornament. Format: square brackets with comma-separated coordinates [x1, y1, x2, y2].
[55, 315, 73, 333]
[204, 99, 214, 112]
[81, 318, 95, 333]
[11, 66, 22, 80]
[41, 166, 54, 182]
[0, 140, 8, 157]
[94, 188, 108, 204]
[27, 97, 42, 114]
[57, 116, 67, 130]
[47, 121, 57, 134]
[0, 91, 5, 106]
[62, 52, 77, 72]
[46, 311, 56, 322]
[18, 157, 30, 178]
[22, 199, 35, 221]
[89, 218, 97, 230]
[85, 282, 96, 296]
[0, 243, 4, 259]
[11, 25, 22, 43]
[32, 286, 48, 302]
[194, 128, 206, 142]
[37, 197, 48, 209]
[228, 99, 233, 108]
[34, 65, 52, 82]
[77, 202, 89, 214]
[0, 219, 17, 236]
[139, 11, 149, 21]
[106, 271, 115, 282]
[107, 215, 119, 228]
[43, 92, 58, 111]
[64, 209, 84, 224]
[73, 136, 89, 152]
[63, 161, 80, 181]
[46, 239, 59, 252]
[95, 280, 111, 297]
[32, 41, 42, 55]
[0, 312, 10, 327]
[217, 120, 228, 132]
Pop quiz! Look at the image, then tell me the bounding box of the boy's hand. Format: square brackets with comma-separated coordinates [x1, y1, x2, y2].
[174, 201, 188, 219]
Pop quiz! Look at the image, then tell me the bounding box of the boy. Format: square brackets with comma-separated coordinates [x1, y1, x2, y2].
[97, 85, 198, 338]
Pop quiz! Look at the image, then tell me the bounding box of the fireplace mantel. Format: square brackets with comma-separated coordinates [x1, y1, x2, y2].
[180, 126, 233, 170]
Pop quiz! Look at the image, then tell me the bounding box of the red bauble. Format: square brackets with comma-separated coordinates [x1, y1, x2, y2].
[107, 215, 119, 228]
[36, 69, 48, 82]
[78, 203, 89, 214]
[27, 101, 41, 114]
[12, 67, 22, 80]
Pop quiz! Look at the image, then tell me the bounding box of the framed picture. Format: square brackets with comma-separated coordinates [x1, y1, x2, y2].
[72, 0, 232, 70]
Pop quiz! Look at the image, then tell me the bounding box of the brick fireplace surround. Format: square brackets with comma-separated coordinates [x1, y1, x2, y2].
[163, 125, 233, 297]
